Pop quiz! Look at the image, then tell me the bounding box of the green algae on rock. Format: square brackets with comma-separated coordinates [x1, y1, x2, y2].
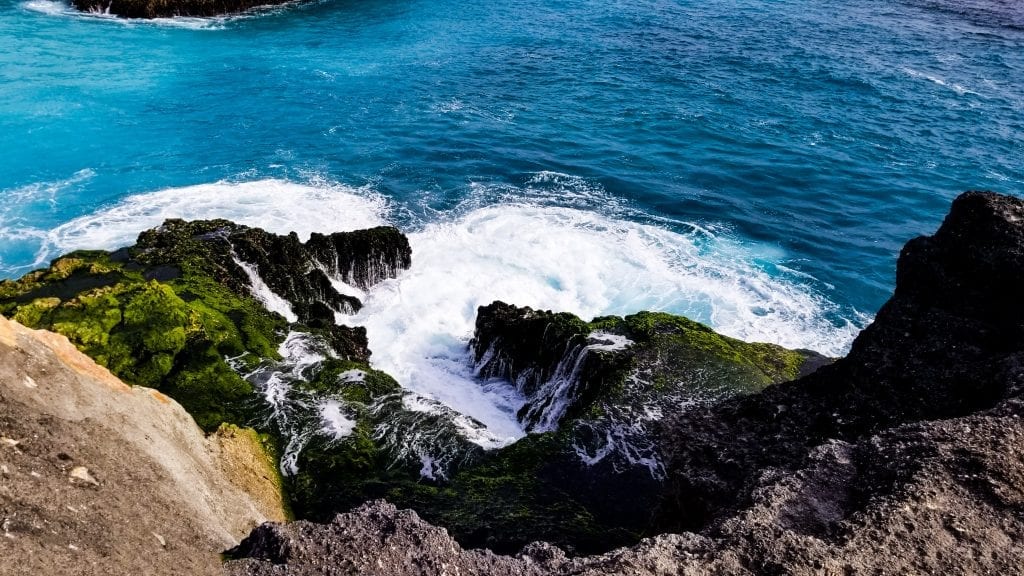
[0, 219, 412, 431]
[322, 301, 828, 555]
[0, 250, 279, 430]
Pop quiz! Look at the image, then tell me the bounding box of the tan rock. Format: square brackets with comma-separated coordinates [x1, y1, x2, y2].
[0, 314, 288, 576]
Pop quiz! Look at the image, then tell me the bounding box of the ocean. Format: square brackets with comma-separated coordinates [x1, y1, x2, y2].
[1, 0, 1021, 431]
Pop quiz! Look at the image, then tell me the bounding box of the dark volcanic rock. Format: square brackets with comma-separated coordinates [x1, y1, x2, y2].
[658, 191, 1024, 534]
[136, 219, 410, 336]
[452, 302, 816, 554]
[471, 301, 616, 430]
[71, 0, 291, 19]
[225, 191, 1024, 575]
[225, 501, 554, 576]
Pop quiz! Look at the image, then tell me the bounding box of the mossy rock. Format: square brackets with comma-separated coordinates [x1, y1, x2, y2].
[593, 311, 816, 397]
[299, 357, 401, 401]
[0, 241, 286, 431]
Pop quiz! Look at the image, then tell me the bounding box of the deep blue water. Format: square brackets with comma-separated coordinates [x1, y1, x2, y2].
[1, 0, 1022, 359]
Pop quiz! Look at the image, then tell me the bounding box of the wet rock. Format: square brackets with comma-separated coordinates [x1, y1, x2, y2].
[70, 0, 295, 19]
[135, 219, 411, 334]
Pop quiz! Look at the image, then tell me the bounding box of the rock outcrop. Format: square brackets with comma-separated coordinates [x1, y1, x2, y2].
[225, 191, 1024, 575]
[0, 219, 411, 430]
[438, 303, 821, 553]
[0, 314, 287, 576]
[133, 218, 410, 328]
[71, 0, 293, 19]
[657, 190, 1024, 534]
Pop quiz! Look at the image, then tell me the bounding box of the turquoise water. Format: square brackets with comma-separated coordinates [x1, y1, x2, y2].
[1, 0, 1022, 360]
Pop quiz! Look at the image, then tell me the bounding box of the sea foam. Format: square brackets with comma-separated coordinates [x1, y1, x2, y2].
[343, 200, 860, 442]
[34, 178, 389, 268]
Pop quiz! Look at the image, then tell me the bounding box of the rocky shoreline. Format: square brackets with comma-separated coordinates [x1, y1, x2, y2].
[2, 190, 1022, 574]
[222, 191, 1024, 574]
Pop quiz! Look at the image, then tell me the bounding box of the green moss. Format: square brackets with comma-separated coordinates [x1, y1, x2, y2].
[379, 432, 637, 554]
[164, 347, 254, 430]
[597, 311, 810, 395]
[289, 419, 390, 519]
[168, 265, 284, 360]
[0, 247, 287, 432]
[11, 297, 61, 326]
[299, 358, 400, 401]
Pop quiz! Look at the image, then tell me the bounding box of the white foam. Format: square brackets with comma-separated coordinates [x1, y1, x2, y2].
[34, 178, 388, 267]
[21, 0, 77, 16]
[234, 255, 299, 323]
[587, 331, 634, 352]
[3, 168, 96, 206]
[347, 201, 860, 446]
[419, 454, 437, 480]
[250, 331, 333, 475]
[0, 169, 97, 275]
[277, 330, 332, 373]
[902, 67, 981, 97]
[319, 399, 356, 439]
[400, 392, 520, 449]
[327, 275, 367, 301]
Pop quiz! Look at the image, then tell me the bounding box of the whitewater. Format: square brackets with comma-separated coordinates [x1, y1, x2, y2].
[3, 175, 861, 442]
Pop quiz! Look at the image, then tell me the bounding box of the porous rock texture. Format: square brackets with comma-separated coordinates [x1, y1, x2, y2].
[225, 191, 1024, 575]
[0, 314, 288, 576]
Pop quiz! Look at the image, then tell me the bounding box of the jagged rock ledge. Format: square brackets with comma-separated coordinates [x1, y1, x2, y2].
[225, 191, 1024, 575]
[72, 0, 294, 19]
[0, 218, 411, 430]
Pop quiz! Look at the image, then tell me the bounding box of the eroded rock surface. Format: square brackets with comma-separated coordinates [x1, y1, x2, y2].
[0, 315, 287, 576]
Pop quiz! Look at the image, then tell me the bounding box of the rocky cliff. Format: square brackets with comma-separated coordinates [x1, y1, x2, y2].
[0, 314, 287, 576]
[224, 190, 1024, 575]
